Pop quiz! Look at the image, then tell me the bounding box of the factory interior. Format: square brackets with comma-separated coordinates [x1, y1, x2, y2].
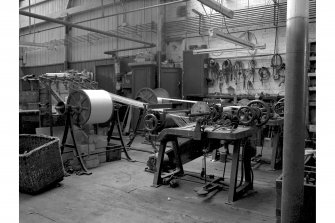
[6, 0, 329, 222]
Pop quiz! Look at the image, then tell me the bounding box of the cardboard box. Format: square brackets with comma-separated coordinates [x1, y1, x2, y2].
[99, 153, 107, 163]
[75, 144, 89, 156]
[88, 143, 96, 154]
[84, 155, 100, 169]
[106, 146, 121, 162]
[95, 147, 106, 163]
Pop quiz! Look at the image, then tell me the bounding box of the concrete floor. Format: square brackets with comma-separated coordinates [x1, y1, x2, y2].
[20, 136, 281, 223]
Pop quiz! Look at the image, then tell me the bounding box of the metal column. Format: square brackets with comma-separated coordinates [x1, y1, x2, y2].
[281, 0, 309, 222]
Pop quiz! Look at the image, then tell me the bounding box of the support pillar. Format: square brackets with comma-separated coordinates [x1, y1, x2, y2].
[157, 0, 165, 88]
[64, 16, 71, 70]
[281, 0, 309, 222]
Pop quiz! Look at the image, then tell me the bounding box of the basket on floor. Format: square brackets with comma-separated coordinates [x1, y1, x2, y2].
[19, 134, 65, 194]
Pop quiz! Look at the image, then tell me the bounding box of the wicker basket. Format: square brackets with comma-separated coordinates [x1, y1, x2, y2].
[19, 134, 64, 194]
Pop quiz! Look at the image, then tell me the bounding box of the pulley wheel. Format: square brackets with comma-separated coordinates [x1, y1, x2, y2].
[135, 88, 170, 104]
[247, 100, 270, 126]
[273, 99, 284, 117]
[67, 90, 92, 126]
[237, 106, 255, 125]
[144, 113, 159, 131]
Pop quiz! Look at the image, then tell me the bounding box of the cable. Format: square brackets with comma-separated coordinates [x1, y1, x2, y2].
[223, 17, 230, 34]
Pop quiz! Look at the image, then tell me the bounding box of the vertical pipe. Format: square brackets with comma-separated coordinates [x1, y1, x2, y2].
[157, 0, 163, 88]
[281, 0, 309, 222]
[48, 82, 53, 136]
[64, 17, 70, 71]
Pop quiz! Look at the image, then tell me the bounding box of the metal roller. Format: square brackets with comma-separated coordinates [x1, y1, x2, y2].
[66, 90, 114, 126]
[63, 89, 147, 126]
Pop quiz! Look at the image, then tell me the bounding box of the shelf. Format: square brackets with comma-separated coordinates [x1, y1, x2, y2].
[308, 73, 316, 77]
[309, 101, 316, 106]
[309, 87, 316, 91]
[309, 125, 316, 133]
[309, 56, 316, 61]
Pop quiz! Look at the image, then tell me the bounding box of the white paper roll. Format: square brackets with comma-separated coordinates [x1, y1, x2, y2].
[82, 90, 114, 124]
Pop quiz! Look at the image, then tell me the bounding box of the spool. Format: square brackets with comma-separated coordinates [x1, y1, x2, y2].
[67, 89, 113, 126]
[135, 88, 170, 104]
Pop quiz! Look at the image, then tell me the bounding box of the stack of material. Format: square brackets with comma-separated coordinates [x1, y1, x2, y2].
[69, 134, 108, 170]
[35, 126, 110, 171]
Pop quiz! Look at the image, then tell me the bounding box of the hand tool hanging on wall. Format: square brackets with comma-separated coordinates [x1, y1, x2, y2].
[248, 59, 257, 83]
[271, 53, 283, 80]
[258, 67, 270, 85]
[222, 59, 233, 83]
[208, 58, 220, 85]
[271, 1, 282, 81]
[233, 61, 244, 86]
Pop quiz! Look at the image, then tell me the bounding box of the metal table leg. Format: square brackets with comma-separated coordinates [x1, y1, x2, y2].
[270, 127, 281, 170]
[228, 140, 241, 203]
[153, 140, 168, 187]
[171, 138, 184, 175]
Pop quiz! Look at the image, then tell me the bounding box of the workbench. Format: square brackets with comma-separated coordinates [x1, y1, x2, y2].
[264, 118, 284, 170]
[152, 124, 258, 203]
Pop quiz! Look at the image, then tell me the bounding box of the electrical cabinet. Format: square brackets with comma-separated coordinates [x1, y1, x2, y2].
[183, 51, 209, 98]
[160, 67, 182, 99]
[128, 61, 157, 98]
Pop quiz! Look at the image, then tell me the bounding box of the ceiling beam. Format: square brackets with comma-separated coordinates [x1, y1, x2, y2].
[20, 0, 123, 29]
[104, 45, 155, 54]
[20, 0, 51, 10]
[19, 10, 155, 47]
[19, 41, 49, 48]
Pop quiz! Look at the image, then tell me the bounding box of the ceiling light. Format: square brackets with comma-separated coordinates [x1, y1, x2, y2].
[212, 28, 257, 50]
[197, 0, 234, 18]
[192, 45, 266, 55]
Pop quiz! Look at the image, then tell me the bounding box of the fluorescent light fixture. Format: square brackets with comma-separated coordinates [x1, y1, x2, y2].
[192, 45, 266, 55]
[212, 29, 257, 50]
[197, 0, 234, 18]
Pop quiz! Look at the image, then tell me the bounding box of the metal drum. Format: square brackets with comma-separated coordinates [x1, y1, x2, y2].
[67, 89, 113, 126]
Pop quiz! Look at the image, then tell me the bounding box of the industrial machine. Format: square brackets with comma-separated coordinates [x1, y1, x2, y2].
[151, 99, 272, 203]
[57, 89, 146, 174]
[145, 99, 272, 174]
[128, 87, 197, 152]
